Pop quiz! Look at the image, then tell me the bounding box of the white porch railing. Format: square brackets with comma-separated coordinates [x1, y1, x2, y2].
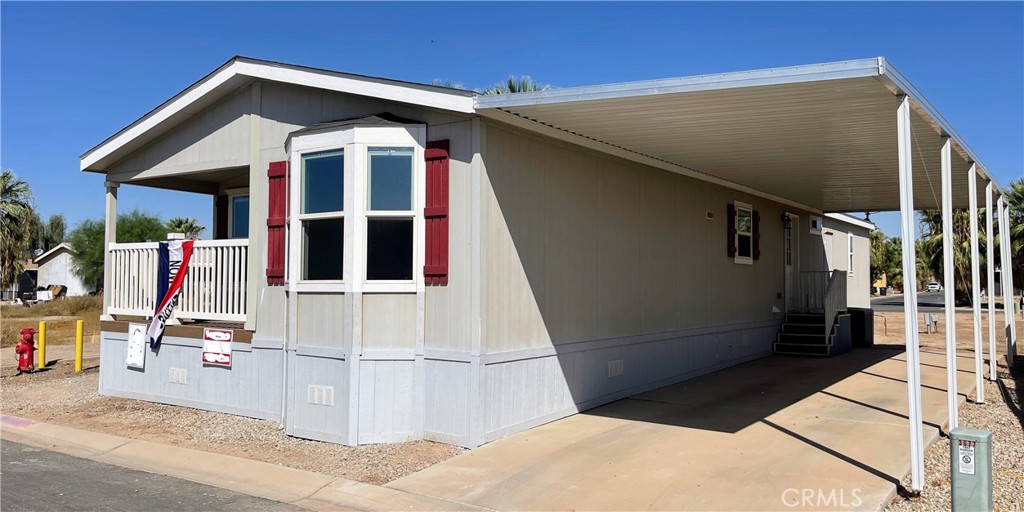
[108, 239, 249, 322]
[823, 270, 848, 337]
[799, 271, 830, 312]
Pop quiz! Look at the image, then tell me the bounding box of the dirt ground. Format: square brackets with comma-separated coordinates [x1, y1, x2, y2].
[0, 359, 463, 485]
[1, 296, 103, 348]
[877, 311, 1024, 511]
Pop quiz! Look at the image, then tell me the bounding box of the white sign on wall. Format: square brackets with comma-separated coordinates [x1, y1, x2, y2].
[202, 328, 232, 367]
[125, 323, 147, 369]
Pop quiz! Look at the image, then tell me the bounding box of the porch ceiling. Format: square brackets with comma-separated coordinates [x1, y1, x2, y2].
[476, 58, 1000, 213]
[118, 166, 248, 195]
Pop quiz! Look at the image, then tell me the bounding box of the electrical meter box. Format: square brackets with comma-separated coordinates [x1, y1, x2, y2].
[949, 428, 992, 511]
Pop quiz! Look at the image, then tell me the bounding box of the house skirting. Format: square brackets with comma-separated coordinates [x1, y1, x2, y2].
[99, 319, 780, 448]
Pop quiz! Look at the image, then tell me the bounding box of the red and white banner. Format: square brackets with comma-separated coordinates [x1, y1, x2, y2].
[202, 328, 232, 367]
[148, 240, 194, 348]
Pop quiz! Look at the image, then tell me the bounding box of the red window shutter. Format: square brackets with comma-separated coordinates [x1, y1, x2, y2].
[753, 210, 761, 261]
[215, 194, 229, 239]
[727, 203, 737, 257]
[424, 140, 450, 285]
[266, 160, 288, 285]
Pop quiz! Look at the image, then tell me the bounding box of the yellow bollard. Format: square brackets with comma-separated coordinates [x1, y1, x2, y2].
[75, 320, 84, 372]
[37, 321, 46, 369]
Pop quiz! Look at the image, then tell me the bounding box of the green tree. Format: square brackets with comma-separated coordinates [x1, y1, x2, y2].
[68, 210, 168, 291]
[0, 170, 35, 289]
[44, 214, 67, 250]
[483, 75, 551, 95]
[918, 209, 977, 304]
[869, 230, 888, 285]
[166, 217, 204, 240]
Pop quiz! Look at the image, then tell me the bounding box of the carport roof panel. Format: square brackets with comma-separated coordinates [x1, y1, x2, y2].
[475, 58, 1000, 212]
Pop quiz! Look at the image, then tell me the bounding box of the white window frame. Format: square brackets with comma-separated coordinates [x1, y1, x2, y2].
[734, 201, 753, 265]
[364, 145, 418, 289]
[848, 232, 855, 276]
[225, 187, 250, 239]
[285, 125, 426, 294]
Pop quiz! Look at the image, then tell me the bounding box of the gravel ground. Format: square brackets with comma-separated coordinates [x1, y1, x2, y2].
[0, 359, 463, 485]
[883, 313, 1024, 511]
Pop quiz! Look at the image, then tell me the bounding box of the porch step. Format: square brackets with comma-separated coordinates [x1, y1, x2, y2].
[781, 323, 826, 335]
[773, 342, 832, 356]
[785, 313, 826, 325]
[776, 332, 833, 345]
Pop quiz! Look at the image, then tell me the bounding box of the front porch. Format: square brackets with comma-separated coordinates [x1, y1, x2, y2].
[106, 238, 250, 324]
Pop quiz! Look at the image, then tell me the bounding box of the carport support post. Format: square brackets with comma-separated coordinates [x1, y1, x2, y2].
[968, 165, 984, 403]
[897, 96, 925, 492]
[940, 138, 958, 429]
[1000, 197, 1016, 366]
[986, 183, 997, 380]
[101, 180, 118, 321]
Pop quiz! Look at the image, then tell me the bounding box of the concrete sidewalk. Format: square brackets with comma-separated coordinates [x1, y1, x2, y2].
[387, 347, 980, 511]
[0, 415, 489, 511]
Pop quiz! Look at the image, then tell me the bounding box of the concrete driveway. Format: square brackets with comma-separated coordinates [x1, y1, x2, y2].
[389, 346, 980, 511]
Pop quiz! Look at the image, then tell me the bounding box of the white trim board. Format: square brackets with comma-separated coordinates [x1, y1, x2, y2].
[81, 57, 475, 172]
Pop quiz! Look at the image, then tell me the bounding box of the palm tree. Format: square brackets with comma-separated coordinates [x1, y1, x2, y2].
[166, 217, 205, 240]
[0, 170, 36, 289]
[1000, 178, 1023, 290]
[483, 75, 551, 96]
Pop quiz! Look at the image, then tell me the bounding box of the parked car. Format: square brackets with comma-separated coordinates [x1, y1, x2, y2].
[926, 282, 942, 292]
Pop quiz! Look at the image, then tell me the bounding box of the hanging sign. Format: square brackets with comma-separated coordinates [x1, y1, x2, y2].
[126, 322, 147, 369]
[202, 328, 233, 367]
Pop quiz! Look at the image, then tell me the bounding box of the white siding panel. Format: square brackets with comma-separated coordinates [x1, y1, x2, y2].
[362, 294, 416, 351]
[296, 293, 347, 348]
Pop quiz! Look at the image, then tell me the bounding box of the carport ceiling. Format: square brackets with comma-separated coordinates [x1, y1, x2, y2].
[475, 58, 999, 213]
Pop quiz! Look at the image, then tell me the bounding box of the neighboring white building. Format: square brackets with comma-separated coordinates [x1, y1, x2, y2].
[34, 243, 90, 296]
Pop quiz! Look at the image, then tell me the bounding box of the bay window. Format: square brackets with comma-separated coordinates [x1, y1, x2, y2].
[366, 148, 414, 281]
[300, 150, 344, 281]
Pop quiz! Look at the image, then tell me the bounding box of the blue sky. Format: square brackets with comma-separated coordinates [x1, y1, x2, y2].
[2, 2, 1022, 237]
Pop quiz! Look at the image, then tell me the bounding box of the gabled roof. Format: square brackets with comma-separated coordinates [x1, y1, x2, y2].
[80, 56, 476, 172]
[34, 243, 75, 265]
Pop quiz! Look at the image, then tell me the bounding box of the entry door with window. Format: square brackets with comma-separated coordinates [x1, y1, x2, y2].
[784, 215, 800, 312]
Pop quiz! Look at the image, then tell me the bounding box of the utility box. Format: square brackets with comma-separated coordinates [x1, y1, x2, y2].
[949, 428, 992, 511]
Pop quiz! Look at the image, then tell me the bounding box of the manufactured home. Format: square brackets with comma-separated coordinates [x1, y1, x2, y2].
[84, 57, 1014, 458]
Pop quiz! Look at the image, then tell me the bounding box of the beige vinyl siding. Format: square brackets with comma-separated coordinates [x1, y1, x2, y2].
[480, 120, 797, 353]
[362, 294, 416, 351]
[106, 85, 252, 177]
[295, 293, 346, 348]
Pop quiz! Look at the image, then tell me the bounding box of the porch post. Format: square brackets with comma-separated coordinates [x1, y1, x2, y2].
[968, 165, 984, 403]
[1000, 197, 1016, 366]
[939, 138, 958, 429]
[897, 96, 925, 492]
[101, 180, 119, 321]
[987, 182, 997, 380]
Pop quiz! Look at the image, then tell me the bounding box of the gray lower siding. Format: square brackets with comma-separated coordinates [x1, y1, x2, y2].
[99, 319, 778, 449]
[98, 332, 283, 421]
[477, 320, 780, 444]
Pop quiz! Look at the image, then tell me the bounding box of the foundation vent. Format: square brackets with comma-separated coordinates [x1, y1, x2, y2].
[607, 359, 624, 377]
[307, 385, 335, 406]
[169, 368, 187, 384]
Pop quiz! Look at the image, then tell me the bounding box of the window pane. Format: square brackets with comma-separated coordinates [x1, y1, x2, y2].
[737, 209, 752, 234]
[303, 151, 344, 214]
[303, 218, 344, 280]
[368, 148, 413, 211]
[231, 195, 249, 238]
[366, 218, 413, 280]
[738, 234, 752, 258]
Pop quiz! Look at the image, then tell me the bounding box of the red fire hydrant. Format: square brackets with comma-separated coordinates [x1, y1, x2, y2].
[15, 328, 36, 375]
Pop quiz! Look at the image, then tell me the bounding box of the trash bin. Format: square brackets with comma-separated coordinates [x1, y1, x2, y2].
[849, 308, 874, 347]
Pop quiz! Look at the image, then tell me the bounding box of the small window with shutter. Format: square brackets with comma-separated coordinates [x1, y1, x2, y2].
[731, 201, 758, 265]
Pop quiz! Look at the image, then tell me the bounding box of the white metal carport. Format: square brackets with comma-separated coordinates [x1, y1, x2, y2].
[475, 57, 1017, 493]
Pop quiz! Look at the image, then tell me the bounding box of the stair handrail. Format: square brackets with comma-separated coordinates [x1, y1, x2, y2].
[822, 270, 848, 339]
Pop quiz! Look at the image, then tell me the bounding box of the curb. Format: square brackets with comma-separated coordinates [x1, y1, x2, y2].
[0, 415, 490, 512]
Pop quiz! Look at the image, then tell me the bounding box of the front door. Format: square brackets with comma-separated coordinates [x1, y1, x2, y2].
[784, 214, 800, 312]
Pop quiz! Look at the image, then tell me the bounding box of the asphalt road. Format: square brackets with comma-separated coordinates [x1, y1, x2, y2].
[0, 440, 300, 511]
[871, 291, 947, 312]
